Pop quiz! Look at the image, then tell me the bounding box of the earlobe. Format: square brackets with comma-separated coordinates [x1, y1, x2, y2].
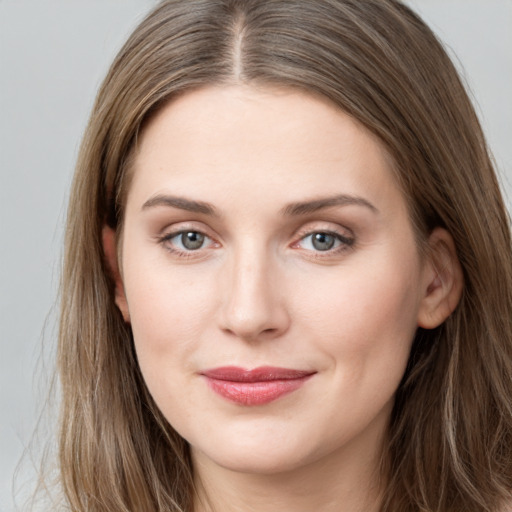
[417, 227, 463, 329]
[102, 226, 130, 323]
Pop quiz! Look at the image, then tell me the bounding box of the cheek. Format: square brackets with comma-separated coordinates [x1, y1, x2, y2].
[295, 255, 422, 374]
[123, 257, 218, 372]
[123, 263, 222, 424]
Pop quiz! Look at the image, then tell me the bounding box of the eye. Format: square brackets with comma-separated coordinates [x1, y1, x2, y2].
[163, 230, 213, 252]
[297, 231, 354, 252]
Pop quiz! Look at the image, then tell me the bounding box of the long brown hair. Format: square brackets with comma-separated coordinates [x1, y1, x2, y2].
[53, 1, 512, 510]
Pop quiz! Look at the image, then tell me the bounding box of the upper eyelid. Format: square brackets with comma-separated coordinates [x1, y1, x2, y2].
[159, 231, 353, 259]
[160, 229, 216, 245]
[158, 222, 216, 238]
[293, 230, 354, 248]
[158, 230, 217, 256]
[301, 230, 353, 241]
[156, 221, 355, 245]
[292, 222, 354, 240]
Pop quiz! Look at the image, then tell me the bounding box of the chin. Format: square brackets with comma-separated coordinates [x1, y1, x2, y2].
[195, 445, 311, 475]
[191, 426, 314, 475]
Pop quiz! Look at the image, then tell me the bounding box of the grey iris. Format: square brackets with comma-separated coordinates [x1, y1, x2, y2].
[182, 231, 205, 250]
[312, 233, 336, 251]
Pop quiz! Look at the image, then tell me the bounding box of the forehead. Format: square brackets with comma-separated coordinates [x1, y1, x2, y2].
[126, 84, 404, 219]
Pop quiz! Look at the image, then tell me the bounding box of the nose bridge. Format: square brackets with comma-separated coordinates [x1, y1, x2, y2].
[220, 240, 289, 340]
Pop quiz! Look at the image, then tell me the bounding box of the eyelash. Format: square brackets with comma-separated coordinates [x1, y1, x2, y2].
[292, 230, 355, 258]
[158, 228, 355, 259]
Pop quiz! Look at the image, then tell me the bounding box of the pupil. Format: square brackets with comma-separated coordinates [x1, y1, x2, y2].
[312, 233, 335, 251]
[182, 232, 204, 250]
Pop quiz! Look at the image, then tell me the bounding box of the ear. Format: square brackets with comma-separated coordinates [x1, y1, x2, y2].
[417, 227, 463, 329]
[102, 226, 130, 323]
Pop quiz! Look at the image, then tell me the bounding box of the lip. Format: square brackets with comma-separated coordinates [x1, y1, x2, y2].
[200, 366, 315, 406]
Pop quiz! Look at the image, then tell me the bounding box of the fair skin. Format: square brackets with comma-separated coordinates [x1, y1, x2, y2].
[104, 85, 462, 512]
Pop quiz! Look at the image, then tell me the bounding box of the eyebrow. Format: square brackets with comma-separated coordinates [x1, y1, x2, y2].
[281, 194, 378, 216]
[141, 193, 378, 217]
[142, 194, 219, 216]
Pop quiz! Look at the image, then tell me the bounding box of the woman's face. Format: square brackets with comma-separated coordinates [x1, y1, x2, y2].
[116, 85, 434, 475]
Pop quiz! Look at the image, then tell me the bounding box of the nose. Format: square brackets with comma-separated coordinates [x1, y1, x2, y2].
[218, 247, 290, 342]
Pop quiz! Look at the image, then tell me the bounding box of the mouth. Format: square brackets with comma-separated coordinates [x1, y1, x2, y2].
[200, 366, 316, 406]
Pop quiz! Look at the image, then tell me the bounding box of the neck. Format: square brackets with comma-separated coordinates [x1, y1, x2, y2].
[191, 427, 386, 512]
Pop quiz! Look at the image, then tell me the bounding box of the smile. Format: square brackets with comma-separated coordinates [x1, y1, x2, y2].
[200, 366, 316, 406]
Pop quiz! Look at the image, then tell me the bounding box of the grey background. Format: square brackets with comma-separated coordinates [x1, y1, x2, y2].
[1, 1, 511, 510]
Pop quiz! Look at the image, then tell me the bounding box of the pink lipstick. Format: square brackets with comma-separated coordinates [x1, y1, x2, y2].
[201, 366, 315, 406]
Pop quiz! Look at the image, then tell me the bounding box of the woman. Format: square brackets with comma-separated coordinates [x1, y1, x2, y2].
[52, 0, 512, 510]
